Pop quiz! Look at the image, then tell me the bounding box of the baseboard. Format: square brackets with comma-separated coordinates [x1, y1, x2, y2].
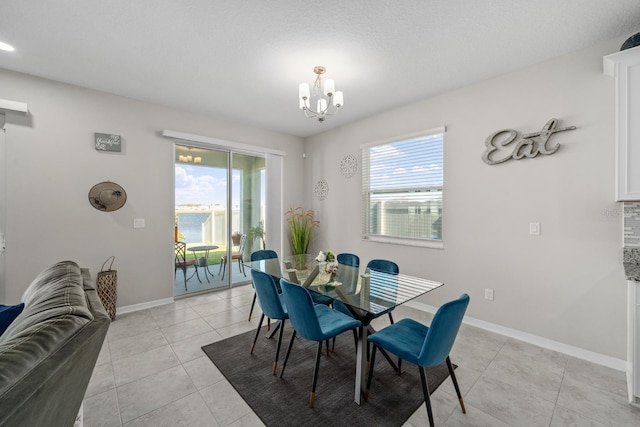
[116, 298, 175, 315]
[405, 300, 627, 372]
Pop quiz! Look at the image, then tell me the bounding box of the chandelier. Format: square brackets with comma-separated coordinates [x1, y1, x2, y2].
[298, 66, 343, 122]
[178, 148, 201, 164]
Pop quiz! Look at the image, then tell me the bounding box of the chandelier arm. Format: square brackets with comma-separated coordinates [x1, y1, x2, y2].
[303, 108, 321, 119]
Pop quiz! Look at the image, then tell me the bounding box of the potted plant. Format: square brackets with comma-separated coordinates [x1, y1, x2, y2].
[231, 231, 242, 246]
[285, 207, 319, 269]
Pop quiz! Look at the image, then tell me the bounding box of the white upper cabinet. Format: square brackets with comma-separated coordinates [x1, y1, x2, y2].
[604, 46, 640, 201]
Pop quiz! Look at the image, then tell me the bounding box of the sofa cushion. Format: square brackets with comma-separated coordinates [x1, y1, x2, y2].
[0, 261, 110, 427]
[0, 303, 24, 336]
[0, 261, 93, 394]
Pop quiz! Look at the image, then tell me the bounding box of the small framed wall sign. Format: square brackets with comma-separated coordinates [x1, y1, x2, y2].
[94, 133, 122, 152]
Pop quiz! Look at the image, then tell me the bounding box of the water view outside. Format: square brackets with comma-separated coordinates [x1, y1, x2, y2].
[176, 211, 211, 243]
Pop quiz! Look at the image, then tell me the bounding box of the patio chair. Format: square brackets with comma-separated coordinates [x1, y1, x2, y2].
[219, 233, 247, 280]
[175, 241, 201, 290]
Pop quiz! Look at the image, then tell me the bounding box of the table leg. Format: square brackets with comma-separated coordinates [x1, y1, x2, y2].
[354, 324, 368, 405]
[203, 251, 217, 279]
[193, 250, 213, 282]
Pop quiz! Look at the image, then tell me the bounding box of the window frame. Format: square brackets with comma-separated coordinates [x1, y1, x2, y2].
[361, 126, 445, 249]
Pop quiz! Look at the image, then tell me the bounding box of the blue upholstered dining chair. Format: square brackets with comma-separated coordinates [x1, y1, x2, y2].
[334, 258, 399, 358]
[332, 253, 361, 349]
[248, 250, 279, 321]
[279, 278, 362, 408]
[366, 294, 470, 427]
[336, 253, 360, 293]
[367, 258, 400, 324]
[250, 269, 289, 375]
[333, 252, 360, 314]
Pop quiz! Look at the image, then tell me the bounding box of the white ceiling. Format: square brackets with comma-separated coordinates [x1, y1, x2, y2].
[1, 1, 639, 138]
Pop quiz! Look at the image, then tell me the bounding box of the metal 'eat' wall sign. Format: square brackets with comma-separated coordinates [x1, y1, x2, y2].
[94, 133, 122, 152]
[481, 118, 575, 165]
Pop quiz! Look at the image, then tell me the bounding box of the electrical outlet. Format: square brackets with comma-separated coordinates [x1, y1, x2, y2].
[485, 288, 494, 301]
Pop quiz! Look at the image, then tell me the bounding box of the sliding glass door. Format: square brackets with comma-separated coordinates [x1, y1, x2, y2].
[174, 145, 265, 296]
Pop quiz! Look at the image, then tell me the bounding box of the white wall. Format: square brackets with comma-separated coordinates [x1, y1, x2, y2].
[0, 69, 304, 306]
[0, 35, 629, 360]
[304, 36, 627, 359]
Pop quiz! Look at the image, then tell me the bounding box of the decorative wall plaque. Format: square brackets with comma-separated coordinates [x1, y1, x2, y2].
[314, 178, 329, 201]
[340, 154, 357, 178]
[481, 118, 576, 165]
[95, 133, 122, 152]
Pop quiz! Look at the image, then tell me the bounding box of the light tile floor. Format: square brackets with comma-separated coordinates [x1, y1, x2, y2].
[83, 285, 640, 426]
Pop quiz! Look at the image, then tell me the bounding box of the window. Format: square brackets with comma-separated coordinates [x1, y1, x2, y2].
[361, 127, 444, 248]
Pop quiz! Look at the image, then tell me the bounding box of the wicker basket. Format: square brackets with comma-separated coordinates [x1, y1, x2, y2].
[96, 256, 117, 321]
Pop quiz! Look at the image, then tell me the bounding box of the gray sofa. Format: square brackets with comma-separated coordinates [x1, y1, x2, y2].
[0, 261, 110, 427]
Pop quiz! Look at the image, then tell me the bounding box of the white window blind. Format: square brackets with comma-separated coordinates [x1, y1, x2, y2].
[362, 128, 444, 246]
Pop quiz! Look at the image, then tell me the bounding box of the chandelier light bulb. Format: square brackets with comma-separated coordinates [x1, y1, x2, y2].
[299, 83, 310, 100]
[323, 79, 335, 97]
[333, 91, 343, 107]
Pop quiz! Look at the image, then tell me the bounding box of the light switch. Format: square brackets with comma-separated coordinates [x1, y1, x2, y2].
[133, 218, 145, 228]
[529, 222, 540, 235]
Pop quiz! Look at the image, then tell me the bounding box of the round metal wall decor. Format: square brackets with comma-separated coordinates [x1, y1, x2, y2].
[88, 181, 127, 212]
[621, 32, 640, 51]
[340, 154, 357, 178]
[314, 178, 329, 201]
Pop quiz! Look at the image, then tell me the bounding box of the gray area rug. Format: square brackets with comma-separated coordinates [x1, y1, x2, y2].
[202, 325, 454, 427]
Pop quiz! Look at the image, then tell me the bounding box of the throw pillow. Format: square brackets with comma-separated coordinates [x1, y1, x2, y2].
[0, 303, 25, 336]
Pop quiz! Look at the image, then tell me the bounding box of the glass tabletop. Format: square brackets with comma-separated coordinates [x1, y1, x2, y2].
[244, 254, 443, 317]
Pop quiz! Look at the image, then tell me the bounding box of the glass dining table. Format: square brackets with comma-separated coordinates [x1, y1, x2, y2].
[244, 254, 444, 405]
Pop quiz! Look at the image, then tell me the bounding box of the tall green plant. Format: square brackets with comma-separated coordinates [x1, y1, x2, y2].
[248, 221, 266, 249]
[285, 207, 319, 255]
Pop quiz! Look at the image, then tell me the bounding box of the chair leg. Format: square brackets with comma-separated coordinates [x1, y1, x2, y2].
[181, 266, 187, 291]
[273, 319, 285, 375]
[377, 346, 399, 372]
[188, 263, 202, 283]
[196, 264, 204, 282]
[248, 293, 257, 321]
[250, 314, 265, 354]
[419, 366, 435, 427]
[310, 341, 323, 408]
[446, 356, 466, 414]
[280, 330, 297, 378]
[365, 344, 378, 401]
[387, 312, 403, 371]
[331, 328, 355, 352]
[238, 256, 246, 276]
[266, 320, 280, 338]
[219, 257, 226, 279]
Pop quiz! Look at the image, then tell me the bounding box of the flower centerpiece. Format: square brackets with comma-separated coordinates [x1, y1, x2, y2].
[316, 250, 338, 281]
